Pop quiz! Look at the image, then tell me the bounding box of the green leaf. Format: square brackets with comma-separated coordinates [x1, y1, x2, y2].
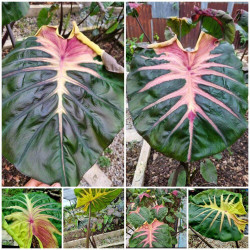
[2, 23, 124, 186]
[213, 153, 222, 160]
[152, 204, 168, 221]
[2, 2, 30, 26]
[165, 215, 175, 223]
[189, 189, 247, 242]
[37, 8, 52, 28]
[235, 10, 248, 33]
[162, 197, 174, 204]
[200, 159, 217, 184]
[106, 21, 119, 34]
[166, 17, 197, 38]
[127, 207, 152, 228]
[139, 33, 144, 42]
[127, 31, 247, 162]
[104, 214, 109, 224]
[168, 169, 186, 186]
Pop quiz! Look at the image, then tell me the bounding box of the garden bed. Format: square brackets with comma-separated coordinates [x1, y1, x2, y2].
[188, 231, 248, 248]
[64, 229, 124, 248]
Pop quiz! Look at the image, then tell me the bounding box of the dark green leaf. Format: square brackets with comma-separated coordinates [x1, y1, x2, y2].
[200, 159, 217, 184]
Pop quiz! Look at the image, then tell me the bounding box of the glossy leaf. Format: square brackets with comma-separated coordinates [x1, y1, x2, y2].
[127, 31, 247, 162]
[192, 6, 236, 44]
[3, 193, 61, 248]
[166, 17, 197, 38]
[168, 169, 186, 186]
[2, 22, 124, 186]
[189, 189, 248, 242]
[75, 188, 122, 213]
[129, 219, 174, 248]
[2, 2, 30, 26]
[200, 159, 217, 184]
[127, 207, 152, 228]
[152, 204, 168, 221]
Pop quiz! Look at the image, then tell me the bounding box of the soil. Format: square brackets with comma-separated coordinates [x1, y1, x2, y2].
[144, 129, 248, 187]
[189, 234, 248, 248]
[126, 141, 142, 186]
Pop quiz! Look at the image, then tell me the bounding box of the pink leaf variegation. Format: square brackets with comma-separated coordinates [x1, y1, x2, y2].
[4, 194, 61, 248]
[127, 32, 247, 162]
[129, 219, 174, 248]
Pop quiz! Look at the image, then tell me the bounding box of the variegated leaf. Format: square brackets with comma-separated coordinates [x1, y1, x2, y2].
[2, 22, 123, 186]
[189, 189, 248, 242]
[127, 207, 153, 228]
[3, 193, 61, 248]
[152, 204, 168, 221]
[75, 188, 122, 213]
[127, 32, 247, 162]
[129, 219, 174, 248]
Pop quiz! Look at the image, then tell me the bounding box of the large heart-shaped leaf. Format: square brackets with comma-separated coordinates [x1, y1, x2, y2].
[2, 193, 61, 248]
[127, 32, 247, 162]
[75, 188, 122, 213]
[189, 189, 247, 242]
[129, 219, 174, 248]
[2, 22, 123, 186]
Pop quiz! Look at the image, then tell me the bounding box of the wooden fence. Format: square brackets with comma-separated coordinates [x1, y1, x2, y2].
[126, 2, 248, 48]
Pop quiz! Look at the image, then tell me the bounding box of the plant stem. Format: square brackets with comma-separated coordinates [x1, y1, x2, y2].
[171, 162, 186, 186]
[86, 203, 91, 248]
[135, 16, 151, 43]
[241, 44, 248, 61]
[189, 226, 213, 248]
[59, 2, 63, 35]
[2, 22, 15, 47]
[6, 24, 15, 47]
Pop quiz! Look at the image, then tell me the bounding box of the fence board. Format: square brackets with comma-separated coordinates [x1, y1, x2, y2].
[208, 2, 228, 11]
[126, 4, 152, 42]
[152, 18, 167, 42]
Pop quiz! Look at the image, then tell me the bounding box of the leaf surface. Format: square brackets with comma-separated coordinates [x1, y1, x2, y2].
[2, 2, 30, 26]
[2, 22, 123, 186]
[75, 188, 122, 213]
[127, 207, 152, 228]
[189, 189, 247, 242]
[127, 32, 247, 162]
[152, 204, 168, 221]
[3, 193, 61, 248]
[129, 219, 173, 248]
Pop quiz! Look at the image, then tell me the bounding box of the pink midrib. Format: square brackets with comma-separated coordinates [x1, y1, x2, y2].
[137, 37, 239, 161]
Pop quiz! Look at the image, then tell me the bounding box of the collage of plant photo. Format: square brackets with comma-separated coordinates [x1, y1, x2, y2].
[1, 0, 249, 249]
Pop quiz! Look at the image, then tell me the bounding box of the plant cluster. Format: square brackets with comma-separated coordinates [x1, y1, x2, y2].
[126, 189, 186, 248]
[2, 191, 62, 248]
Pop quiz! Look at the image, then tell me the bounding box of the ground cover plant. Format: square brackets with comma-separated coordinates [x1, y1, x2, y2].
[2, 189, 62, 248]
[126, 188, 186, 248]
[127, 4, 248, 186]
[72, 188, 123, 248]
[189, 189, 248, 248]
[2, 2, 124, 186]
